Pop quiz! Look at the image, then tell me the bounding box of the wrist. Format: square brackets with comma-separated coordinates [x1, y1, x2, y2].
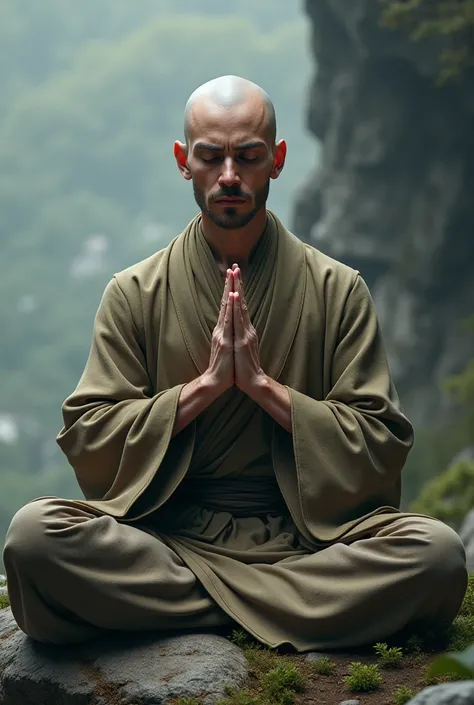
[244, 372, 270, 401]
[199, 372, 229, 400]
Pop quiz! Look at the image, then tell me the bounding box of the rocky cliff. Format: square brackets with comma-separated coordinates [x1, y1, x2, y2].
[293, 0, 474, 429]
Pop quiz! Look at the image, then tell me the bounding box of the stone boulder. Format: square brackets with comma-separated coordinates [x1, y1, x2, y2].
[0, 607, 248, 704]
[407, 680, 474, 704]
[293, 0, 474, 429]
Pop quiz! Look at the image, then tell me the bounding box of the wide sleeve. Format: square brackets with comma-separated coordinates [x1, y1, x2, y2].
[286, 273, 414, 537]
[56, 276, 187, 504]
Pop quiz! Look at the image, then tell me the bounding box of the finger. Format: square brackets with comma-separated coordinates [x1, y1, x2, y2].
[232, 267, 241, 299]
[233, 292, 245, 340]
[232, 263, 239, 271]
[233, 268, 251, 327]
[224, 291, 234, 339]
[217, 270, 233, 327]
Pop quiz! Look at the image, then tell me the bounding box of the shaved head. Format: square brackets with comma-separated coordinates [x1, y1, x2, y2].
[184, 75, 276, 148]
[174, 75, 286, 231]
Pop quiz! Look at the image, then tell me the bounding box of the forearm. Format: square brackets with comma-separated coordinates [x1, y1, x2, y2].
[171, 374, 224, 437]
[246, 374, 292, 433]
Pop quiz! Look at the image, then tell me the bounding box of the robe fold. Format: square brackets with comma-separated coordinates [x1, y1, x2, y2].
[47, 210, 420, 647]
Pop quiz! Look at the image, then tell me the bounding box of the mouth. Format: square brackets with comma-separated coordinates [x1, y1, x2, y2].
[215, 197, 247, 204]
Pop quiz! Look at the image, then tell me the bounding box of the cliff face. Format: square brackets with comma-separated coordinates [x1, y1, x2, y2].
[293, 0, 474, 428]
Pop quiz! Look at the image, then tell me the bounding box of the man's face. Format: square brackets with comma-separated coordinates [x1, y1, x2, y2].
[177, 100, 284, 230]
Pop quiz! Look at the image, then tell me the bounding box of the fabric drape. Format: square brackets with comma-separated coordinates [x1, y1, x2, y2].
[32, 210, 424, 647]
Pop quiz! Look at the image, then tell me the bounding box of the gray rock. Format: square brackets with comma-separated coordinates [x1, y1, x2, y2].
[0, 609, 18, 640]
[294, 0, 474, 430]
[305, 650, 334, 662]
[406, 681, 474, 704]
[338, 700, 360, 705]
[0, 576, 6, 583]
[0, 588, 7, 597]
[0, 608, 248, 704]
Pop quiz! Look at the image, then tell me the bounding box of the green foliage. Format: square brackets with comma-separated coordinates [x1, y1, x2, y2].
[393, 685, 417, 705]
[378, 0, 474, 83]
[374, 642, 404, 668]
[344, 662, 382, 692]
[410, 460, 474, 527]
[424, 662, 469, 685]
[0, 593, 10, 609]
[260, 662, 305, 705]
[401, 420, 469, 505]
[445, 351, 474, 435]
[428, 575, 474, 681]
[217, 689, 261, 705]
[311, 656, 335, 675]
[459, 574, 474, 618]
[230, 629, 253, 649]
[406, 317, 474, 527]
[447, 615, 474, 652]
[217, 651, 305, 705]
[405, 635, 424, 656]
[240, 644, 280, 674]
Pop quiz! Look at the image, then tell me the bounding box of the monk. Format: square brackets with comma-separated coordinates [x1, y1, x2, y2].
[3, 75, 467, 650]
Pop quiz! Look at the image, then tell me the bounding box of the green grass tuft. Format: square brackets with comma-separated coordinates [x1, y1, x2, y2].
[459, 574, 474, 618]
[404, 635, 424, 655]
[447, 614, 474, 652]
[216, 689, 261, 705]
[260, 662, 306, 704]
[422, 664, 463, 687]
[0, 593, 10, 610]
[241, 644, 280, 675]
[374, 642, 404, 668]
[393, 685, 416, 704]
[344, 662, 382, 692]
[174, 698, 202, 705]
[311, 656, 336, 676]
[230, 629, 253, 649]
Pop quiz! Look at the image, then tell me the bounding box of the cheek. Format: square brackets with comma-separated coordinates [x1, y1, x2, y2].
[192, 167, 216, 189]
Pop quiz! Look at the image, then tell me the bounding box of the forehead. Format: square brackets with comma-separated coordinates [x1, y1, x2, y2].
[187, 98, 270, 147]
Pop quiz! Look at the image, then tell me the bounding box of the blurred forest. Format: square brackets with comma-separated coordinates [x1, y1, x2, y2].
[0, 1, 317, 550]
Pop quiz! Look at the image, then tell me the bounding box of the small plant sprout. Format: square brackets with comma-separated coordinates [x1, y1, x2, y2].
[405, 635, 423, 655]
[344, 662, 382, 692]
[260, 661, 306, 704]
[393, 685, 416, 704]
[374, 642, 404, 668]
[312, 656, 335, 675]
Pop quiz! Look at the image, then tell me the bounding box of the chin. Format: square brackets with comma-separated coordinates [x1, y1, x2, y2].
[211, 209, 257, 230]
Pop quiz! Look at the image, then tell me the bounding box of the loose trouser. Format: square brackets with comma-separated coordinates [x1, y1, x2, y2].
[2, 497, 468, 648]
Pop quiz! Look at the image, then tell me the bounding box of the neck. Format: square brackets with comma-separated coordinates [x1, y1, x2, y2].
[200, 208, 268, 276]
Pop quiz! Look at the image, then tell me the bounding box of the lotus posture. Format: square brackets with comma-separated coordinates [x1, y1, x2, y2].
[3, 76, 467, 650]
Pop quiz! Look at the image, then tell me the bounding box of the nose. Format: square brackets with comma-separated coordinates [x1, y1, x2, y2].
[218, 157, 241, 187]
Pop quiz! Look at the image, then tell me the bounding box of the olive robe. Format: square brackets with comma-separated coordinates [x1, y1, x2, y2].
[53, 211, 418, 647]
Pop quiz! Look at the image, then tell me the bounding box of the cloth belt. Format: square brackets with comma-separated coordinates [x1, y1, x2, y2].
[170, 476, 288, 517]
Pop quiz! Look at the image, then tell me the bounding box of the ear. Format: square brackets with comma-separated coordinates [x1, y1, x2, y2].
[270, 139, 287, 180]
[174, 141, 192, 180]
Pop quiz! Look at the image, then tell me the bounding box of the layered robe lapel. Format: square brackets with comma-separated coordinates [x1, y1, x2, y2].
[167, 212, 307, 471]
[168, 211, 306, 387]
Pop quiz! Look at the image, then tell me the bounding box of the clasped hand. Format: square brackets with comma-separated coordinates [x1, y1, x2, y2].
[206, 264, 265, 394]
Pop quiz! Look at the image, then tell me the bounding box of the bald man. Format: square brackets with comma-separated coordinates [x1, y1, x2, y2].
[3, 76, 467, 650]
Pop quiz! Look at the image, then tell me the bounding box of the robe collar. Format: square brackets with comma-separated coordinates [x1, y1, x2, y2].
[168, 210, 306, 384]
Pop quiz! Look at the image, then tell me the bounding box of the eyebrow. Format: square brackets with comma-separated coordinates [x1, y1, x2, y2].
[194, 140, 267, 152]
